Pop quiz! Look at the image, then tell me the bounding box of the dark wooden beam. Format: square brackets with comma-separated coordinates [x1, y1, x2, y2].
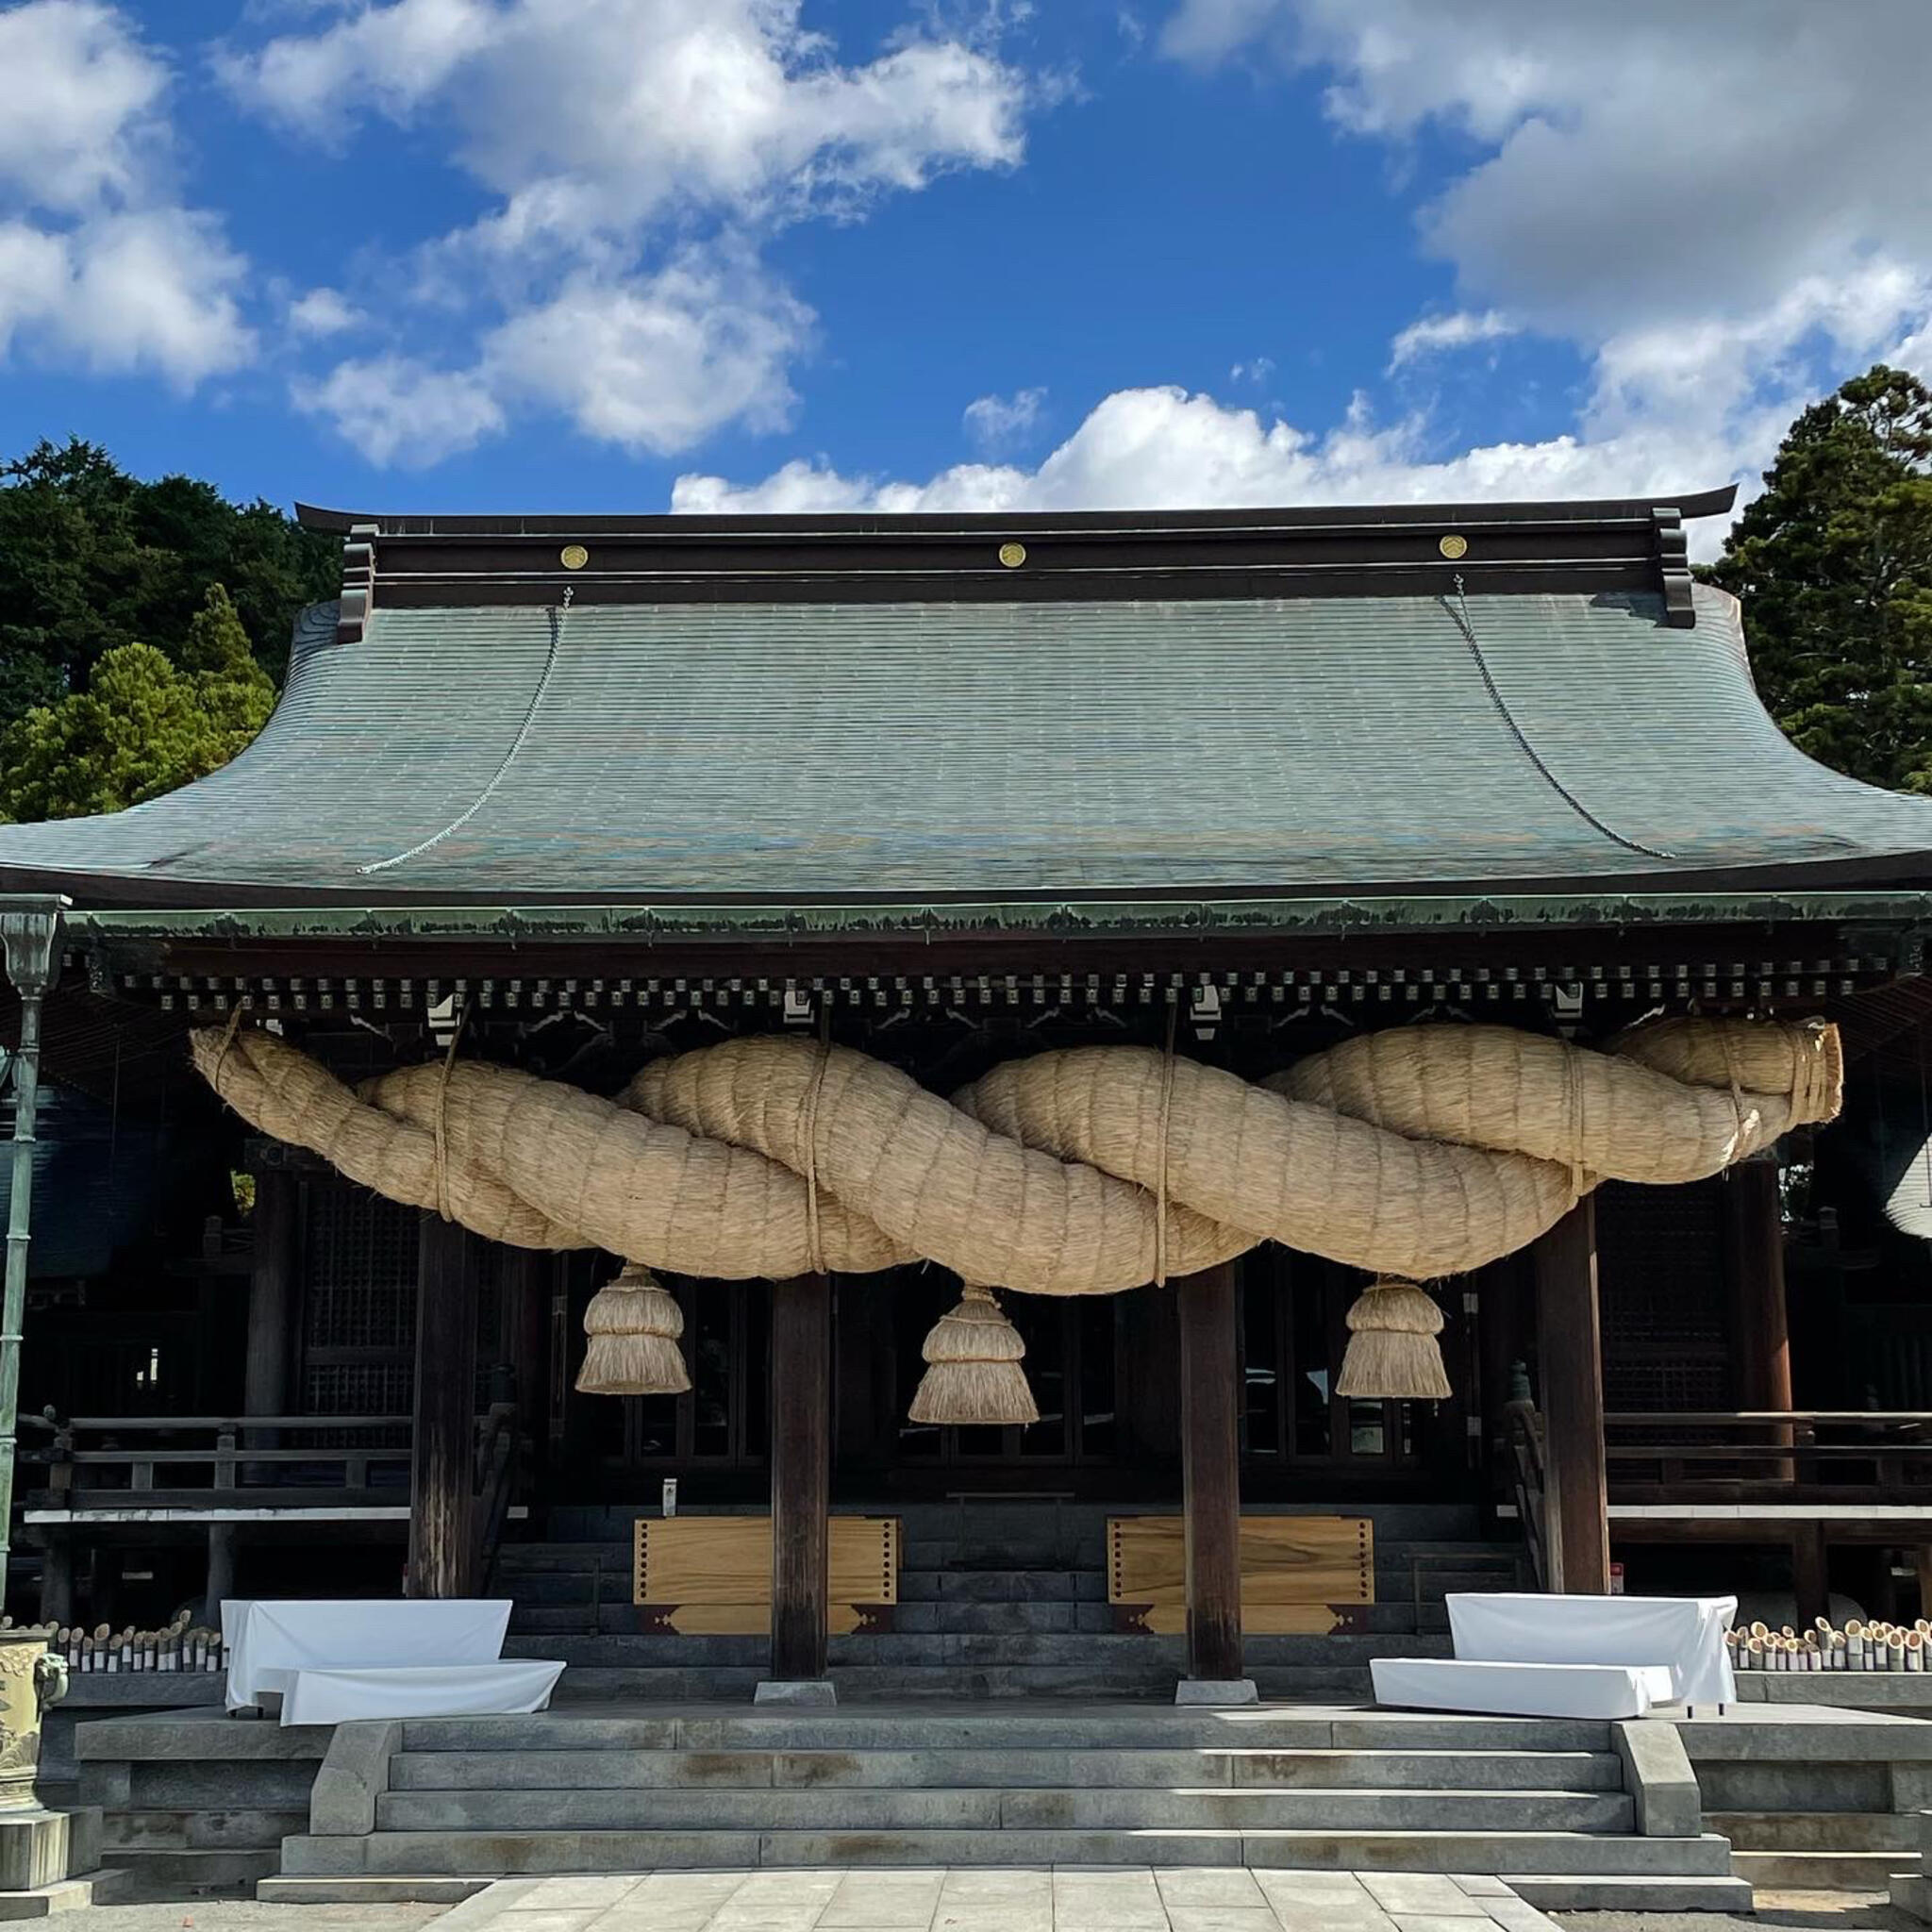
[1177, 1261, 1244, 1682]
[1533, 1200, 1610, 1594]
[409, 1213, 478, 1599]
[769, 1274, 831, 1681]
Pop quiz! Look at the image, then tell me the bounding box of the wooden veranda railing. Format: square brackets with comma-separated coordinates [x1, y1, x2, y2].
[19, 1404, 525, 1609]
[1604, 1409, 1932, 1505]
[21, 1410, 416, 1500]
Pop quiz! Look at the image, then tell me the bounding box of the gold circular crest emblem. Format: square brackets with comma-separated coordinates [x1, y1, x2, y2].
[1438, 533, 1469, 560]
[559, 543, 590, 570]
[998, 541, 1027, 569]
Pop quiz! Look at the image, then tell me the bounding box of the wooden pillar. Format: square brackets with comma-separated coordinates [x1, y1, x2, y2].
[769, 1274, 831, 1681]
[1792, 1523, 1830, 1628]
[1177, 1261, 1244, 1683]
[1724, 1158, 1793, 1427]
[409, 1214, 477, 1600]
[36, 1541, 72, 1626]
[506, 1247, 552, 1478]
[243, 1166, 298, 1480]
[1533, 1199, 1609, 1595]
[205, 1523, 237, 1615]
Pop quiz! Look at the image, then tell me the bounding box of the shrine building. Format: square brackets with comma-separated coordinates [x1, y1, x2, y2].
[5, 488, 1932, 1704]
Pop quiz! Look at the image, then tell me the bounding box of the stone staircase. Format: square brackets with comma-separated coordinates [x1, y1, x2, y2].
[497, 1501, 1520, 1700]
[1683, 1712, 1932, 1893]
[267, 1706, 1749, 1913]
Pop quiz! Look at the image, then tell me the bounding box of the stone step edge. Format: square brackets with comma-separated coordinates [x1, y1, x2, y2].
[283, 1827, 1734, 1880]
[1508, 1874, 1756, 1911]
[259, 1876, 491, 1906]
[379, 1784, 1631, 1801]
[389, 1747, 1622, 1764]
[1731, 1848, 1921, 1870]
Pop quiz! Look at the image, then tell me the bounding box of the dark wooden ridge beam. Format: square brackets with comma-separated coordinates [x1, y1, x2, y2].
[295, 489, 1740, 538]
[296, 489, 1735, 624]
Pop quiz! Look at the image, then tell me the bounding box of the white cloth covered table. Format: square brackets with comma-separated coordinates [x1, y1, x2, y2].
[1371, 1657, 1662, 1719]
[1445, 1592, 1738, 1707]
[221, 1599, 513, 1709]
[280, 1658, 565, 1725]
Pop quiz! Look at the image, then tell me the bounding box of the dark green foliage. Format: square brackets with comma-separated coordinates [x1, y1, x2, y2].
[0, 586, 276, 823]
[0, 438, 336, 733]
[1707, 365, 1932, 792]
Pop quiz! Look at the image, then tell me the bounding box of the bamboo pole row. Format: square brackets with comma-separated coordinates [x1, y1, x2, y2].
[0, 1613, 226, 1674]
[1729, 1618, 1931, 1672]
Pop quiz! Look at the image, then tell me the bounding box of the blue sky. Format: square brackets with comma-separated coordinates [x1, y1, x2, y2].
[2, 1, 1928, 547]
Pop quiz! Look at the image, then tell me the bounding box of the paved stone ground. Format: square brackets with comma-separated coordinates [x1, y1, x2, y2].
[424, 1868, 1558, 1930]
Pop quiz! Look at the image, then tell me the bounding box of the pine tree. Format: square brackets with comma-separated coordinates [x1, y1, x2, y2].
[0, 586, 276, 822]
[1707, 364, 1932, 791]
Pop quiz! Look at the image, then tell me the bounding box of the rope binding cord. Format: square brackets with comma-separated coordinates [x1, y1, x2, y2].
[431, 1002, 468, 1224]
[801, 1005, 831, 1279]
[1155, 998, 1178, 1290]
[1446, 575, 1675, 863]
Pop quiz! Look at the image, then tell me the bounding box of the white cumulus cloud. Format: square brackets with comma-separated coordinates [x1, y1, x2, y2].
[675, 381, 1755, 553]
[0, 2, 252, 387]
[225, 0, 1039, 461]
[962, 385, 1046, 452]
[1156, 0, 1932, 519]
[1387, 308, 1516, 370]
[292, 355, 505, 468]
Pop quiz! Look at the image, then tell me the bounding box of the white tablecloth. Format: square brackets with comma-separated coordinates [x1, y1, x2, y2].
[222, 1600, 513, 1709]
[1372, 1657, 1660, 1719]
[280, 1659, 565, 1725]
[1446, 1592, 1738, 1706]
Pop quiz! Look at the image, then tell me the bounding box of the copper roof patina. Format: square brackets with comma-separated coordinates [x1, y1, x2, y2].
[3, 491, 1931, 928]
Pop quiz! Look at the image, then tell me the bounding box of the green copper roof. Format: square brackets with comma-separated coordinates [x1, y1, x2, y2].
[3, 583, 1930, 908]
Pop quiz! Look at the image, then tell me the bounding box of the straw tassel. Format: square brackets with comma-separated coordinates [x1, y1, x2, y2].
[1335, 1279, 1452, 1401]
[576, 1265, 691, 1396]
[908, 1286, 1039, 1426]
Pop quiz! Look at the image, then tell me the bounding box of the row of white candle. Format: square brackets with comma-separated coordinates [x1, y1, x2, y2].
[1728, 1617, 1931, 1671]
[0, 1614, 226, 1674]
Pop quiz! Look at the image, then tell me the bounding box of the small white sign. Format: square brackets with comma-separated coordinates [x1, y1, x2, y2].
[662, 1478, 678, 1519]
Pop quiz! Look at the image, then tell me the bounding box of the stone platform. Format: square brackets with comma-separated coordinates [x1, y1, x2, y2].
[256, 1701, 1746, 1915]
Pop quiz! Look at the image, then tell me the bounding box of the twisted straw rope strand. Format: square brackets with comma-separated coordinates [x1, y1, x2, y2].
[191, 1017, 1841, 1293]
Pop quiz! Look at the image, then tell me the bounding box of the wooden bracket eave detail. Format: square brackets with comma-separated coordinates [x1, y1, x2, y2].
[337, 524, 378, 646]
[1653, 508, 1696, 627]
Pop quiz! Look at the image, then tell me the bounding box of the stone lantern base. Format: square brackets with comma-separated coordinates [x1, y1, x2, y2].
[0, 1635, 119, 1917]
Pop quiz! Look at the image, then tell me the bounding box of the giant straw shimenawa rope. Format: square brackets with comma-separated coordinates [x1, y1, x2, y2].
[191, 1015, 1840, 1286]
[191, 1015, 1841, 1407]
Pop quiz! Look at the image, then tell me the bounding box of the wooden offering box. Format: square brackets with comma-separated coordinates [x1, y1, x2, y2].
[1108, 1514, 1373, 1635]
[634, 1515, 900, 1635]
